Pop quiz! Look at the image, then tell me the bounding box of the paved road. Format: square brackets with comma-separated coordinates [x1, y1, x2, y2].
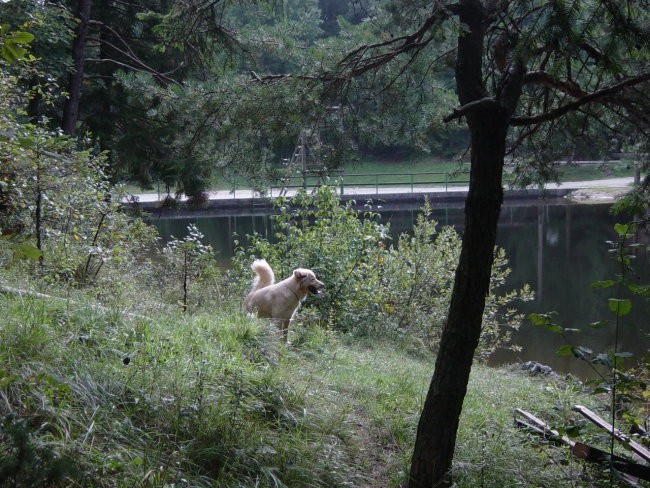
[128, 177, 636, 203]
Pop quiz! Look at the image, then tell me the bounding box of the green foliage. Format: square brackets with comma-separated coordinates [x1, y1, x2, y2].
[158, 224, 221, 312]
[0, 25, 34, 63]
[500, 0, 650, 187]
[0, 63, 159, 292]
[0, 414, 78, 486]
[233, 184, 389, 332]
[380, 200, 533, 357]
[233, 186, 531, 356]
[529, 217, 650, 473]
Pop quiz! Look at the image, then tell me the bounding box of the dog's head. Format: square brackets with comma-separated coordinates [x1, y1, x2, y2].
[293, 268, 325, 296]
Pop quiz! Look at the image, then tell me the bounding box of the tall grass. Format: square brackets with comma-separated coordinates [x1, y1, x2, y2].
[0, 284, 617, 487]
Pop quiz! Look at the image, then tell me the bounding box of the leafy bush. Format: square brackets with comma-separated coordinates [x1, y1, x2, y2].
[232, 185, 389, 333]
[0, 63, 159, 292]
[379, 201, 532, 357]
[232, 186, 532, 357]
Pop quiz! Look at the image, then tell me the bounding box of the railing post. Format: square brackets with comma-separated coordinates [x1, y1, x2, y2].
[375, 174, 379, 194]
[445, 172, 448, 192]
[302, 170, 307, 190]
[410, 174, 414, 193]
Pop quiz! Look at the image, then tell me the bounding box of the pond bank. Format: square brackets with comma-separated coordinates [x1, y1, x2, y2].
[124, 177, 635, 219]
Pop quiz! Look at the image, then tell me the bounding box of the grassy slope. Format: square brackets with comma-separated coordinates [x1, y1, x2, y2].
[0, 287, 620, 488]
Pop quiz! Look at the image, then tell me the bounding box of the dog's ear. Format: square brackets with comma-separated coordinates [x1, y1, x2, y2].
[293, 269, 306, 279]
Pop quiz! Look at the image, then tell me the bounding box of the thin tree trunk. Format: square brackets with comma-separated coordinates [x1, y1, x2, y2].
[62, 0, 92, 136]
[35, 168, 43, 267]
[408, 1, 524, 486]
[408, 107, 508, 488]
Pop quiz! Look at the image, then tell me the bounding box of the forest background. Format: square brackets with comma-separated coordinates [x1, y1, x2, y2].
[3, 0, 645, 199]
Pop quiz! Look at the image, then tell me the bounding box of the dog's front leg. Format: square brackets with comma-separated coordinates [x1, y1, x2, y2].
[277, 318, 290, 343]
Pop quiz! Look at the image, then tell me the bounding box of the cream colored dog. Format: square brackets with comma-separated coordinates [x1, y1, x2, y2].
[243, 259, 324, 341]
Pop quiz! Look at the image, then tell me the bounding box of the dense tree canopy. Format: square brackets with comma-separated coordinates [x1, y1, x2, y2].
[1, 0, 470, 198]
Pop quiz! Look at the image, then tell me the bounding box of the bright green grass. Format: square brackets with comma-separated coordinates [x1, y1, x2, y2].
[552, 160, 637, 181]
[280, 326, 613, 487]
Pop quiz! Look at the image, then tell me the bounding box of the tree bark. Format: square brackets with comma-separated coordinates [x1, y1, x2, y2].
[62, 0, 92, 136]
[408, 105, 508, 488]
[408, 1, 521, 486]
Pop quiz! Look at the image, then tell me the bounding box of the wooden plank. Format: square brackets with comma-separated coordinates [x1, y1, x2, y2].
[573, 442, 650, 484]
[515, 409, 650, 487]
[515, 408, 574, 446]
[573, 405, 650, 463]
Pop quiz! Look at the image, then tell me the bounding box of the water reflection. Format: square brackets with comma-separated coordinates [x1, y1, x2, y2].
[494, 203, 648, 377]
[149, 200, 649, 377]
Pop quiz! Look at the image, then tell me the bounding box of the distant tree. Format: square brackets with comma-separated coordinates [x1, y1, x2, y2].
[313, 1, 650, 486]
[61, 0, 91, 135]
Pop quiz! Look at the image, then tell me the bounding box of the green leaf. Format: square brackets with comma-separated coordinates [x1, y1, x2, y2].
[614, 352, 634, 358]
[592, 353, 612, 367]
[614, 223, 630, 236]
[589, 320, 608, 329]
[572, 346, 593, 361]
[608, 298, 632, 317]
[591, 385, 611, 395]
[527, 312, 549, 326]
[557, 344, 574, 357]
[528, 312, 563, 332]
[628, 283, 650, 297]
[592, 280, 616, 289]
[8, 31, 35, 44]
[16, 244, 42, 260]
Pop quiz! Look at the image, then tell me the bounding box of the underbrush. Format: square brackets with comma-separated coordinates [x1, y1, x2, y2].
[0, 285, 622, 488]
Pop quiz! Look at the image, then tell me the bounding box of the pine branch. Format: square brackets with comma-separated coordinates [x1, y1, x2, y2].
[87, 20, 183, 87]
[511, 73, 650, 126]
[523, 71, 585, 97]
[335, 2, 458, 79]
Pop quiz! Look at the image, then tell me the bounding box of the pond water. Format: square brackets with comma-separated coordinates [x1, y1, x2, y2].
[150, 199, 649, 378]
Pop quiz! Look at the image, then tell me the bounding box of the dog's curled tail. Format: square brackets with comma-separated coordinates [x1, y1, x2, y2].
[250, 259, 275, 292]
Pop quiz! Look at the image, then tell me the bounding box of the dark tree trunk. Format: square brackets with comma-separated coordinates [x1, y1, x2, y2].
[408, 1, 523, 486]
[62, 0, 92, 136]
[408, 107, 508, 488]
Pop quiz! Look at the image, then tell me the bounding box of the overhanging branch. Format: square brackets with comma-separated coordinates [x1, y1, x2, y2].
[523, 70, 585, 98]
[511, 73, 650, 126]
[443, 96, 496, 122]
[335, 2, 458, 79]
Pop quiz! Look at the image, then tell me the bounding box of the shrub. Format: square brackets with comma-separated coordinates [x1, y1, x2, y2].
[379, 200, 533, 357]
[232, 185, 389, 333]
[0, 67, 160, 291]
[232, 187, 532, 357]
[156, 223, 222, 312]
